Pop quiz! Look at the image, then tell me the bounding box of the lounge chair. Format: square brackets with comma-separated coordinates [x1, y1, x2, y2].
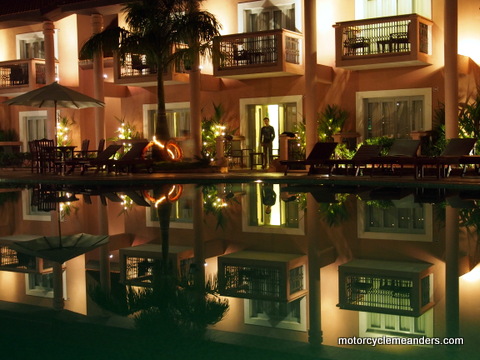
[325, 144, 382, 176]
[369, 139, 421, 176]
[73, 144, 123, 174]
[108, 141, 153, 174]
[415, 138, 476, 178]
[280, 142, 337, 175]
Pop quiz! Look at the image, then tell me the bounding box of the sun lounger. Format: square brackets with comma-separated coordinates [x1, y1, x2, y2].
[414, 138, 476, 178]
[81, 144, 123, 174]
[111, 141, 153, 174]
[325, 144, 382, 176]
[369, 139, 421, 176]
[280, 142, 337, 175]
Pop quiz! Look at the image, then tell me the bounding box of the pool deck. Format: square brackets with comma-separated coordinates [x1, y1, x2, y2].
[1, 166, 480, 190]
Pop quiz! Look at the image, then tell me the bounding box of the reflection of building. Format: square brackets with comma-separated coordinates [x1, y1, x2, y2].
[338, 259, 434, 317]
[119, 244, 194, 286]
[218, 251, 307, 302]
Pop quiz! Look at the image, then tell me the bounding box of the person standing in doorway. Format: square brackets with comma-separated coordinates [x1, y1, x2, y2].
[260, 117, 275, 169]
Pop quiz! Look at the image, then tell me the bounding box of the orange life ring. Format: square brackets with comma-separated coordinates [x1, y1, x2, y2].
[142, 184, 183, 207]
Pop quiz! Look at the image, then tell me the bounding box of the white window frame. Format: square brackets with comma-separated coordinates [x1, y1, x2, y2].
[359, 309, 434, 342]
[244, 296, 307, 331]
[19, 110, 51, 151]
[16, 30, 59, 60]
[357, 199, 433, 241]
[355, 0, 432, 20]
[356, 88, 432, 143]
[237, 0, 302, 33]
[22, 190, 51, 221]
[143, 102, 190, 139]
[25, 269, 67, 299]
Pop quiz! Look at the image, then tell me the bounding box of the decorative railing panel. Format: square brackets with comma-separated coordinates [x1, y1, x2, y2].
[0, 59, 48, 88]
[214, 29, 303, 74]
[334, 14, 433, 69]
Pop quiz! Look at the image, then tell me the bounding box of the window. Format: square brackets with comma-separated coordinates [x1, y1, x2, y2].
[143, 103, 190, 139]
[356, 88, 432, 142]
[25, 264, 67, 299]
[357, 198, 433, 241]
[244, 4, 296, 32]
[356, 0, 432, 19]
[146, 198, 193, 229]
[22, 189, 51, 221]
[365, 96, 424, 139]
[19, 110, 48, 151]
[244, 297, 307, 331]
[359, 309, 434, 340]
[16, 30, 59, 60]
[238, 0, 302, 33]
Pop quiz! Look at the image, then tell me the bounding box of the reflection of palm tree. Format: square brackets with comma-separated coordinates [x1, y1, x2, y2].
[89, 185, 228, 339]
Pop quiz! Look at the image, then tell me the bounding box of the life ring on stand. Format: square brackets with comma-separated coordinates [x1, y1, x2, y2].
[146, 138, 183, 161]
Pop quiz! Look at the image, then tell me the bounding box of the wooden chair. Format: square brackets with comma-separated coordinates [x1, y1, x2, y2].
[65, 144, 122, 174]
[34, 138, 55, 173]
[73, 139, 90, 158]
[280, 142, 338, 175]
[415, 138, 476, 178]
[110, 141, 153, 174]
[369, 139, 421, 176]
[325, 144, 382, 176]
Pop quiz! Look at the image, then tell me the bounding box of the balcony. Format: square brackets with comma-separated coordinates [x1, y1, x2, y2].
[333, 14, 433, 70]
[217, 251, 307, 302]
[338, 259, 434, 316]
[114, 46, 189, 87]
[0, 59, 48, 96]
[213, 29, 304, 79]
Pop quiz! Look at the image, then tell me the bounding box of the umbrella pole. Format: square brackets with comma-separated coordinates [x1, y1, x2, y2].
[54, 101, 58, 146]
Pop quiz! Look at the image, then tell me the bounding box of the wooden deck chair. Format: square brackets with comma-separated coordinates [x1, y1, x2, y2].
[280, 142, 337, 175]
[325, 144, 382, 176]
[369, 139, 421, 176]
[415, 138, 476, 179]
[109, 141, 152, 174]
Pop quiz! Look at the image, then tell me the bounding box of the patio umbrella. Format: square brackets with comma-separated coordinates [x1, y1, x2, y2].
[0, 233, 109, 264]
[3, 81, 104, 143]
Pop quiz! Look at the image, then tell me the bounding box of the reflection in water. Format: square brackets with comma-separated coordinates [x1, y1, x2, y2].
[0, 182, 478, 359]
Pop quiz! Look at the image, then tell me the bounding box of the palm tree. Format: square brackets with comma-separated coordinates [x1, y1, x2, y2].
[80, 0, 221, 159]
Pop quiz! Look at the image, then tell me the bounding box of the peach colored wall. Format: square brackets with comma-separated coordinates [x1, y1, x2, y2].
[56, 15, 80, 86]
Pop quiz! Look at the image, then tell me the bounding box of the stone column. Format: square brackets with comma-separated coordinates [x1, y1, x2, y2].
[304, 0, 318, 154]
[444, 0, 458, 138]
[43, 21, 56, 141]
[190, 55, 202, 159]
[91, 14, 106, 144]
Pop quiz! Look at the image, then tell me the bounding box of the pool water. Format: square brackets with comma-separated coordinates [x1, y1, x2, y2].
[0, 182, 478, 360]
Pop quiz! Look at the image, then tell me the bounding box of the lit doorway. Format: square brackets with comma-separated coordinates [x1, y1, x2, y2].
[245, 101, 298, 153]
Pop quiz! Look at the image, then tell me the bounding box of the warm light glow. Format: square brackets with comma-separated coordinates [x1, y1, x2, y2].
[461, 264, 480, 283]
[459, 38, 480, 65]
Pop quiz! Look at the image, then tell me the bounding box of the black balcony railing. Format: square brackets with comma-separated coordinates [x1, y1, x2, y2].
[335, 14, 432, 61]
[0, 60, 47, 88]
[216, 29, 302, 70]
[120, 45, 189, 79]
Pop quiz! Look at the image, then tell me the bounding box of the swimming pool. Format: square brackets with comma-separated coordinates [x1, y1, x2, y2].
[0, 181, 477, 360]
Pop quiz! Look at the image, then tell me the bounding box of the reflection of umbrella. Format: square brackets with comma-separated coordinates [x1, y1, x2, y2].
[0, 233, 109, 264]
[3, 81, 104, 143]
